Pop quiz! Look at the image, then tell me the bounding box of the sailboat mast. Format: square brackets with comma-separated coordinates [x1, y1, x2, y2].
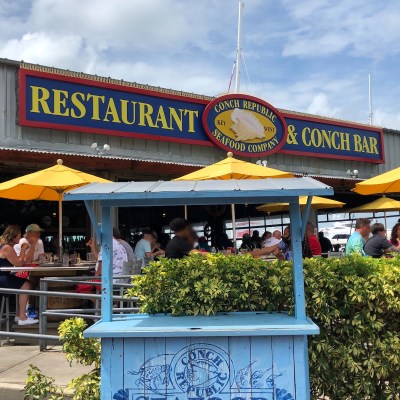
[234, 1, 244, 93]
[368, 73, 374, 125]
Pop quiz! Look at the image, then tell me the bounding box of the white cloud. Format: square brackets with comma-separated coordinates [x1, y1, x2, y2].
[1, 32, 88, 66]
[0, 0, 399, 131]
[280, 0, 400, 59]
[306, 93, 341, 117]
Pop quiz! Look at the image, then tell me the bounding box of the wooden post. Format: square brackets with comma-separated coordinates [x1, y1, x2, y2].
[101, 206, 113, 322]
[289, 198, 307, 321]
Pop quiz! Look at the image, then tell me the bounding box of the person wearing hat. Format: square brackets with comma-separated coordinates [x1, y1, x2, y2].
[14, 224, 45, 263]
[13, 224, 45, 320]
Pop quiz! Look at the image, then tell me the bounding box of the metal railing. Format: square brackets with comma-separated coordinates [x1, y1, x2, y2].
[0, 275, 138, 350]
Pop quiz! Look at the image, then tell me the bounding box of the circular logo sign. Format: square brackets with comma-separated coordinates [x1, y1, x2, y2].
[202, 94, 287, 157]
[172, 344, 232, 397]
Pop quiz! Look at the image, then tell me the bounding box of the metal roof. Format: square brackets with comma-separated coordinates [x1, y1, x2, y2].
[64, 177, 333, 207]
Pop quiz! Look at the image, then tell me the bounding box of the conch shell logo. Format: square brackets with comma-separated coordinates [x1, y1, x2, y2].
[230, 108, 269, 141]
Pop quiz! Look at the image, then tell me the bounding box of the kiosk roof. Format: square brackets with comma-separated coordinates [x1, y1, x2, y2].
[64, 177, 333, 207]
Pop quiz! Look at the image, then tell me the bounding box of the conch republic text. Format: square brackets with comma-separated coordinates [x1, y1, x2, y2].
[19, 69, 384, 162]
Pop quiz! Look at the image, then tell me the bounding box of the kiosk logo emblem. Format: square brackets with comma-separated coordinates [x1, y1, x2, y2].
[113, 342, 295, 400]
[173, 344, 231, 397]
[202, 94, 287, 157]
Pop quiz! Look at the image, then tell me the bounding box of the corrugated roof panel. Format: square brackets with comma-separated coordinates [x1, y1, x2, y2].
[113, 181, 162, 193]
[151, 180, 197, 192]
[66, 177, 332, 197]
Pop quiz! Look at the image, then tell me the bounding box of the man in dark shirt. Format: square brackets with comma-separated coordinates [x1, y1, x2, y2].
[318, 231, 332, 253]
[364, 223, 400, 258]
[165, 218, 194, 259]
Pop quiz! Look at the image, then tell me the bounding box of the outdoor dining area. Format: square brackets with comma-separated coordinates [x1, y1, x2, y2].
[1, 152, 400, 349]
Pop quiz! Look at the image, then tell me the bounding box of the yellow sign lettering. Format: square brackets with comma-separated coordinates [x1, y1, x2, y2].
[71, 92, 86, 118]
[52, 89, 69, 117]
[87, 94, 105, 121]
[30, 86, 51, 114]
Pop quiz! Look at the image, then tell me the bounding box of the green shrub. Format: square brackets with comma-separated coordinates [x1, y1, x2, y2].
[24, 318, 100, 400]
[127, 253, 400, 400]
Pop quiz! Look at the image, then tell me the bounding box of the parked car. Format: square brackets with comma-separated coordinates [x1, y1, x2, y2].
[331, 234, 351, 251]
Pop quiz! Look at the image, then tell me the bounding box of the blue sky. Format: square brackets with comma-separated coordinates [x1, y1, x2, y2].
[1, 0, 399, 129]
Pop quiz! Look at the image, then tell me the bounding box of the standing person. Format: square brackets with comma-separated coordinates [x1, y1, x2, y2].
[14, 224, 45, 262]
[134, 230, 165, 261]
[306, 222, 322, 256]
[364, 223, 400, 258]
[134, 230, 155, 261]
[390, 222, 400, 248]
[113, 228, 136, 263]
[0, 225, 38, 325]
[88, 235, 127, 283]
[345, 218, 371, 255]
[165, 218, 194, 259]
[14, 224, 45, 319]
[318, 231, 332, 253]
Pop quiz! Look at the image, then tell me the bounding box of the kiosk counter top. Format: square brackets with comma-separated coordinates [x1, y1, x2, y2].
[84, 312, 319, 338]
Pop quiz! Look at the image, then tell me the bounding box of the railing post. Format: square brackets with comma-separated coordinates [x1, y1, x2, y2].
[39, 279, 48, 351]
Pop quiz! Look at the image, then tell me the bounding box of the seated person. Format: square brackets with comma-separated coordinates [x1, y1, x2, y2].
[252, 226, 290, 260]
[263, 230, 281, 247]
[198, 236, 211, 252]
[14, 224, 45, 262]
[165, 218, 195, 259]
[318, 231, 332, 253]
[306, 222, 322, 256]
[0, 225, 38, 325]
[135, 230, 164, 261]
[346, 218, 371, 255]
[240, 233, 253, 251]
[217, 233, 234, 250]
[364, 223, 400, 258]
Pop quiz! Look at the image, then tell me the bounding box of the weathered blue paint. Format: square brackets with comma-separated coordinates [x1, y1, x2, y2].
[289, 200, 307, 321]
[67, 190, 331, 205]
[301, 196, 313, 238]
[84, 313, 319, 338]
[68, 178, 328, 399]
[105, 335, 311, 400]
[101, 206, 113, 322]
[83, 200, 101, 240]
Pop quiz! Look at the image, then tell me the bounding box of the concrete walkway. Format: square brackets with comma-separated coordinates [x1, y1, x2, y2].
[0, 343, 93, 400]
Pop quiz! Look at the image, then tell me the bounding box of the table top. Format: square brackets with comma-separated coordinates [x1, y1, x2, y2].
[0, 264, 95, 272]
[84, 312, 320, 338]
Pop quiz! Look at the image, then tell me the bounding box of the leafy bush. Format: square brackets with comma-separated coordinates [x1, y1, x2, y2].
[24, 318, 100, 400]
[127, 253, 400, 400]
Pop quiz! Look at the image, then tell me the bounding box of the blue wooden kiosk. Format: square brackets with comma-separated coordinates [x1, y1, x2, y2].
[65, 178, 333, 400]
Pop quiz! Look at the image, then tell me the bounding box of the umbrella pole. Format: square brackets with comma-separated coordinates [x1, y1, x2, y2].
[231, 204, 237, 251]
[384, 211, 387, 229]
[184, 205, 188, 220]
[58, 198, 63, 259]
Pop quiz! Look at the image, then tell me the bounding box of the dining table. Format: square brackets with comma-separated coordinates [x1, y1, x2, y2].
[0, 262, 96, 277]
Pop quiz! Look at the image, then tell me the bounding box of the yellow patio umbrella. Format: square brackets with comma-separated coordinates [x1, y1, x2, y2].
[0, 159, 110, 256]
[176, 152, 294, 181]
[176, 152, 294, 248]
[348, 196, 400, 227]
[257, 196, 345, 213]
[354, 167, 400, 195]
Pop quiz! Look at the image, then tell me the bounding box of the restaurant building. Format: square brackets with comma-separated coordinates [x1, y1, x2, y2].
[0, 58, 399, 243]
